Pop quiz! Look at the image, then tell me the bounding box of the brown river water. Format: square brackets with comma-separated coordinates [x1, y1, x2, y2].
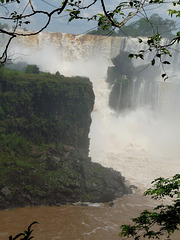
[0, 192, 179, 240]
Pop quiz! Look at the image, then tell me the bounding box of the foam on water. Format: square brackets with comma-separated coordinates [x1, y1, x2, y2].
[89, 75, 180, 190]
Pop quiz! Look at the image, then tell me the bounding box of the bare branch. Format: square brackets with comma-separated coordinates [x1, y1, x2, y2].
[29, 0, 35, 12]
[100, 0, 146, 28]
[0, 0, 69, 64]
[0, 0, 179, 68]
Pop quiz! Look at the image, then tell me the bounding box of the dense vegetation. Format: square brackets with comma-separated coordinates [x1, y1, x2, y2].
[0, 67, 93, 207]
[88, 14, 176, 40]
[118, 14, 176, 39]
[120, 174, 180, 239]
[0, 67, 131, 209]
[0, 67, 93, 148]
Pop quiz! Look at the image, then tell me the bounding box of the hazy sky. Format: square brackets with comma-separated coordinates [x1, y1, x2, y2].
[31, 0, 179, 34]
[1, 0, 179, 34]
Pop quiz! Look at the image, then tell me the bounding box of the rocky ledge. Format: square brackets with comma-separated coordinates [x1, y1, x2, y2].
[0, 67, 132, 209]
[0, 146, 132, 209]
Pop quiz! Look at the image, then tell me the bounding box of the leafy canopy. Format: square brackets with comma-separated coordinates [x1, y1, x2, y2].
[120, 174, 180, 239]
[118, 14, 176, 39]
[89, 13, 176, 40]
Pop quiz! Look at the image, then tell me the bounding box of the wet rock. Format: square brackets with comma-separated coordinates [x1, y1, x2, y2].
[109, 201, 114, 207]
[1, 186, 12, 196]
[129, 185, 138, 189]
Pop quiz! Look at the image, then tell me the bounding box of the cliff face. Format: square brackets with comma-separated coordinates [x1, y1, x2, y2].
[0, 69, 131, 209]
[0, 71, 93, 151]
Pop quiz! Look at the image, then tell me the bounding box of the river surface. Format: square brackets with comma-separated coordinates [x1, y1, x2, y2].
[1, 192, 179, 240]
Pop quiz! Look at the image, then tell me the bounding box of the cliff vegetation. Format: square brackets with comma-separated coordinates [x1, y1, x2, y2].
[0, 66, 131, 209]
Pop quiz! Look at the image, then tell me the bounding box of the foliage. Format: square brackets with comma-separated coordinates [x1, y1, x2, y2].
[9, 221, 38, 240]
[0, 67, 93, 145]
[118, 14, 176, 39]
[88, 25, 117, 36]
[0, 132, 29, 154]
[25, 65, 39, 74]
[0, 67, 128, 206]
[128, 32, 174, 80]
[0, 67, 95, 207]
[7, 61, 28, 71]
[89, 14, 175, 40]
[0, 0, 180, 69]
[55, 71, 60, 76]
[119, 174, 180, 239]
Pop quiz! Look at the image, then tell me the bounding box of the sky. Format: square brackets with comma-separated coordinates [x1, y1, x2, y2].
[0, 0, 180, 34]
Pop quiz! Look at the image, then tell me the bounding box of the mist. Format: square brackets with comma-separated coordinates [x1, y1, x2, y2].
[9, 33, 180, 191]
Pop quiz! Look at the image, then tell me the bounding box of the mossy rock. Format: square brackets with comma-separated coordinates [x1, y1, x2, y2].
[0, 68, 131, 209]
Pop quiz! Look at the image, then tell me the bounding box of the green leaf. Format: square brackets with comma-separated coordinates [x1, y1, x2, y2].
[138, 38, 143, 43]
[156, 53, 161, 58]
[163, 61, 170, 64]
[177, 31, 180, 37]
[139, 54, 144, 60]
[128, 54, 134, 59]
[129, 1, 133, 7]
[120, 174, 180, 239]
[24, 21, 30, 25]
[151, 59, 155, 66]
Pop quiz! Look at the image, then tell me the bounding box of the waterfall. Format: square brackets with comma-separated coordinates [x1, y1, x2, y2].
[116, 82, 122, 112]
[11, 32, 180, 191]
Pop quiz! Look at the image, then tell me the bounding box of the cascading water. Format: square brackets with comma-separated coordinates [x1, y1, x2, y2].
[1, 32, 179, 240]
[10, 33, 180, 190]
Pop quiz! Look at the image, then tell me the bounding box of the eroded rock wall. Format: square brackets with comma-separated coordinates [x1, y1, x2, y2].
[0, 69, 131, 209]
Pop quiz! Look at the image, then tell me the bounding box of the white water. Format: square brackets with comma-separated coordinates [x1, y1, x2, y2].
[89, 73, 180, 191]
[11, 33, 180, 191]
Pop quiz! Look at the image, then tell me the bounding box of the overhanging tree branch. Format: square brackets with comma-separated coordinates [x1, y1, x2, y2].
[0, 0, 180, 67]
[100, 0, 146, 28]
[0, 0, 69, 64]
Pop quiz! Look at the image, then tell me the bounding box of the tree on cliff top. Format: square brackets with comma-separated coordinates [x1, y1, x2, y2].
[117, 14, 176, 40]
[0, 0, 180, 71]
[25, 64, 39, 74]
[88, 13, 176, 40]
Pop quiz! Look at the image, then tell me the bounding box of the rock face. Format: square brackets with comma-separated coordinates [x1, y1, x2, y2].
[0, 68, 131, 209]
[107, 51, 161, 113]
